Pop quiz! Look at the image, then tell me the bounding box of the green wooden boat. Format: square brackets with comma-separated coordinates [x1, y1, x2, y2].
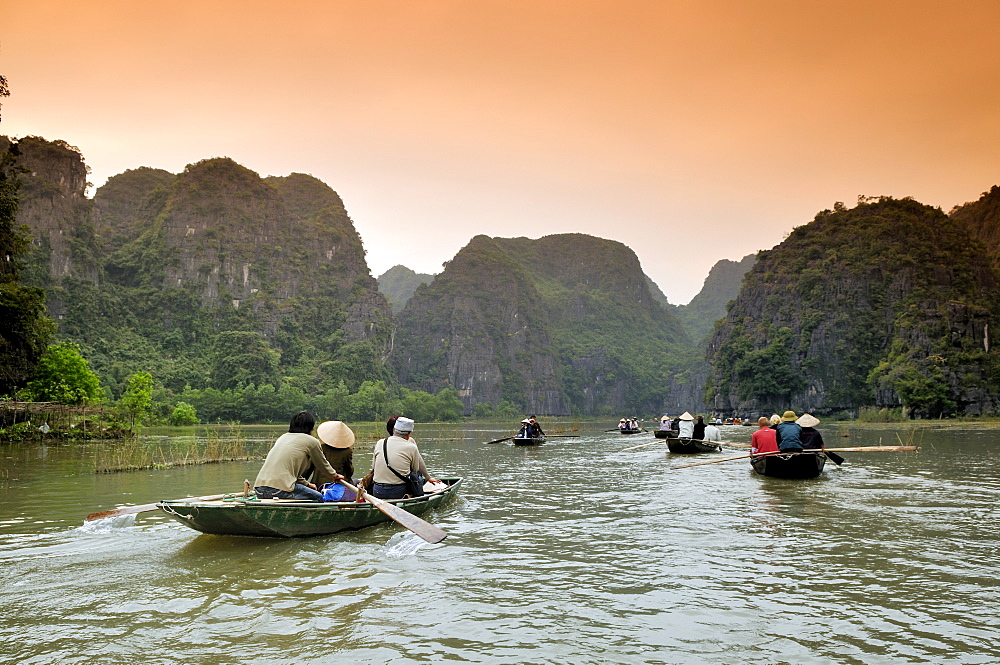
[157, 477, 462, 538]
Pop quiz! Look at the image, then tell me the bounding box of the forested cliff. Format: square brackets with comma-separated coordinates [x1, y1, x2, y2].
[377, 265, 435, 313]
[706, 196, 1000, 417]
[5, 135, 999, 420]
[7, 136, 392, 401]
[393, 233, 696, 415]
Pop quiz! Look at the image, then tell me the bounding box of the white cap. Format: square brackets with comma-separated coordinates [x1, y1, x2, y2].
[394, 416, 415, 433]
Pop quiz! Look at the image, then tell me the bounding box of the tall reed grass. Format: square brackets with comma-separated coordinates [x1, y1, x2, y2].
[94, 424, 258, 473]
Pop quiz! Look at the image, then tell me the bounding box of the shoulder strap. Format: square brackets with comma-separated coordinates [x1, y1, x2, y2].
[382, 438, 410, 483]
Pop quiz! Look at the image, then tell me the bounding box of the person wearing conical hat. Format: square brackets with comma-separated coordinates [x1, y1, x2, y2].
[312, 420, 357, 487]
[678, 411, 695, 439]
[774, 410, 804, 452]
[797, 413, 824, 450]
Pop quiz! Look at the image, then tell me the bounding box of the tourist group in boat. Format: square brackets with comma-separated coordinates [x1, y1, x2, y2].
[253, 410, 447, 503]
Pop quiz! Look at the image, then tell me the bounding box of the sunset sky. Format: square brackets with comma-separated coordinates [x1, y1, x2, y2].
[4, 1, 999, 303]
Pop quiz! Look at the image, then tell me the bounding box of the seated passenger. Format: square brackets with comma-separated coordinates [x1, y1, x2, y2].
[678, 412, 695, 438]
[703, 422, 722, 442]
[774, 410, 804, 452]
[254, 411, 343, 501]
[371, 417, 439, 500]
[312, 420, 357, 497]
[528, 415, 545, 437]
[751, 416, 779, 454]
[797, 413, 824, 449]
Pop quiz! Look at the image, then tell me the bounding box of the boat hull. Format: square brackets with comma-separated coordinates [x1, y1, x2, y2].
[513, 437, 546, 445]
[157, 478, 463, 538]
[653, 430, 678, 439]
[619, 428, 642, 434]
[667, 438, 721, 454]
[751, 453, 826, 478]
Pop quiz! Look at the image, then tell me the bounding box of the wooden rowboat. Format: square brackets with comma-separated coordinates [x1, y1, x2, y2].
[653, 429, 678, 439]
[157, 477, 462, 538]
[751, 452, 826, 478]
[667, 437, 722, 454]
[619, 428, 643, 434]
[513, 436, 546, 445]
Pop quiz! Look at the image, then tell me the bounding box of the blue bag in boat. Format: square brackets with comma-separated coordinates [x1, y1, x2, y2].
[320, 483, 346, 502]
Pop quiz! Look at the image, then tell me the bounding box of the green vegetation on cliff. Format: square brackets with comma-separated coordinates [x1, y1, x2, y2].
[395, 233, 697, 415]
[377, 265, 435, 313]
[9, 138, 396, 423]
[0, 139, 56, 395]
[707, 196, 1000, 417]
[950, 185, 1000, 271]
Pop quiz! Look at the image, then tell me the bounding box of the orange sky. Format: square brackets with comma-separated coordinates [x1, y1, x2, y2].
[4, 0, 999, 303]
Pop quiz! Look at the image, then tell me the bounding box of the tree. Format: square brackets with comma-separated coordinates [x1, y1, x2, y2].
[168, 401, 199, 426]
[119, 371, 154, 429]
[0, 74, 8, 121]
[24, 342, 103, 404]
[0, 140, 56, 395]
[208, 331, 279, 390]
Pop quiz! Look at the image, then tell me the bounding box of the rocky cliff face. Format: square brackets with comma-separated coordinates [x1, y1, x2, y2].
[394, 233, 695, 415]
[1, 136, 95, 308]
[950, 185, 1000, 271]
[706, 197, 1000, 417]
[96, 160, 389, 342]
[12, 138, 391, 393]
[673, 254, 756, 343]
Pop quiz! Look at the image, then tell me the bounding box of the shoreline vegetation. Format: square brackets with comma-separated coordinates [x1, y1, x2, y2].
[2, 415, 993, 475]
[94, 420, 583, 473]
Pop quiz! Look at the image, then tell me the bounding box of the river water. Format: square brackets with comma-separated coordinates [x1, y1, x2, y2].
[1, 422, 997, 664]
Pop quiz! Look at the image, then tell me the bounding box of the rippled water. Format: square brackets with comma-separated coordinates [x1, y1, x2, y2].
[2, 422, 998, 664]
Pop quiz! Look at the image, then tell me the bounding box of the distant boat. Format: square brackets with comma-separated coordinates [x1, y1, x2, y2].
[619, 427, 643, 434]
[751, 452, 826, 478]
[667, 437, 722, 454]
[653, 429, 678, 439]
[513, 436, 546, 446]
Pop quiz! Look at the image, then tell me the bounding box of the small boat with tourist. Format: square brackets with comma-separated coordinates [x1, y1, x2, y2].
[667, 437, 722, 454]
[653, 429, 678, 439]
[156, 477, 463, 538]
[750, 452, 826, 478]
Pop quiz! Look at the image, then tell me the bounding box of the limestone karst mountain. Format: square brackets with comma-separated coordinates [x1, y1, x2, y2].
[392, 233, 696, 415]
[706, 196, 1000, 417]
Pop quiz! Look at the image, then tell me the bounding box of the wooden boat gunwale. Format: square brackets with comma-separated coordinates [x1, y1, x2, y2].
[157, 477, 463, 538]
[667, 437, 722, 454]
[750, 452, 826, 478]
[512, 436, 546, 445]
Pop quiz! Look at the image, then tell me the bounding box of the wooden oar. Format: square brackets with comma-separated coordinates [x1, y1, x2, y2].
[622, 440, 662, 451]
[826, 450, 846, 466]
[670, 446, 917, 470]
[338, 480, 447, 544]
[719, 440, 845, 465]
[85, 492, 232, 521]
[485, 435, 514, 444]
